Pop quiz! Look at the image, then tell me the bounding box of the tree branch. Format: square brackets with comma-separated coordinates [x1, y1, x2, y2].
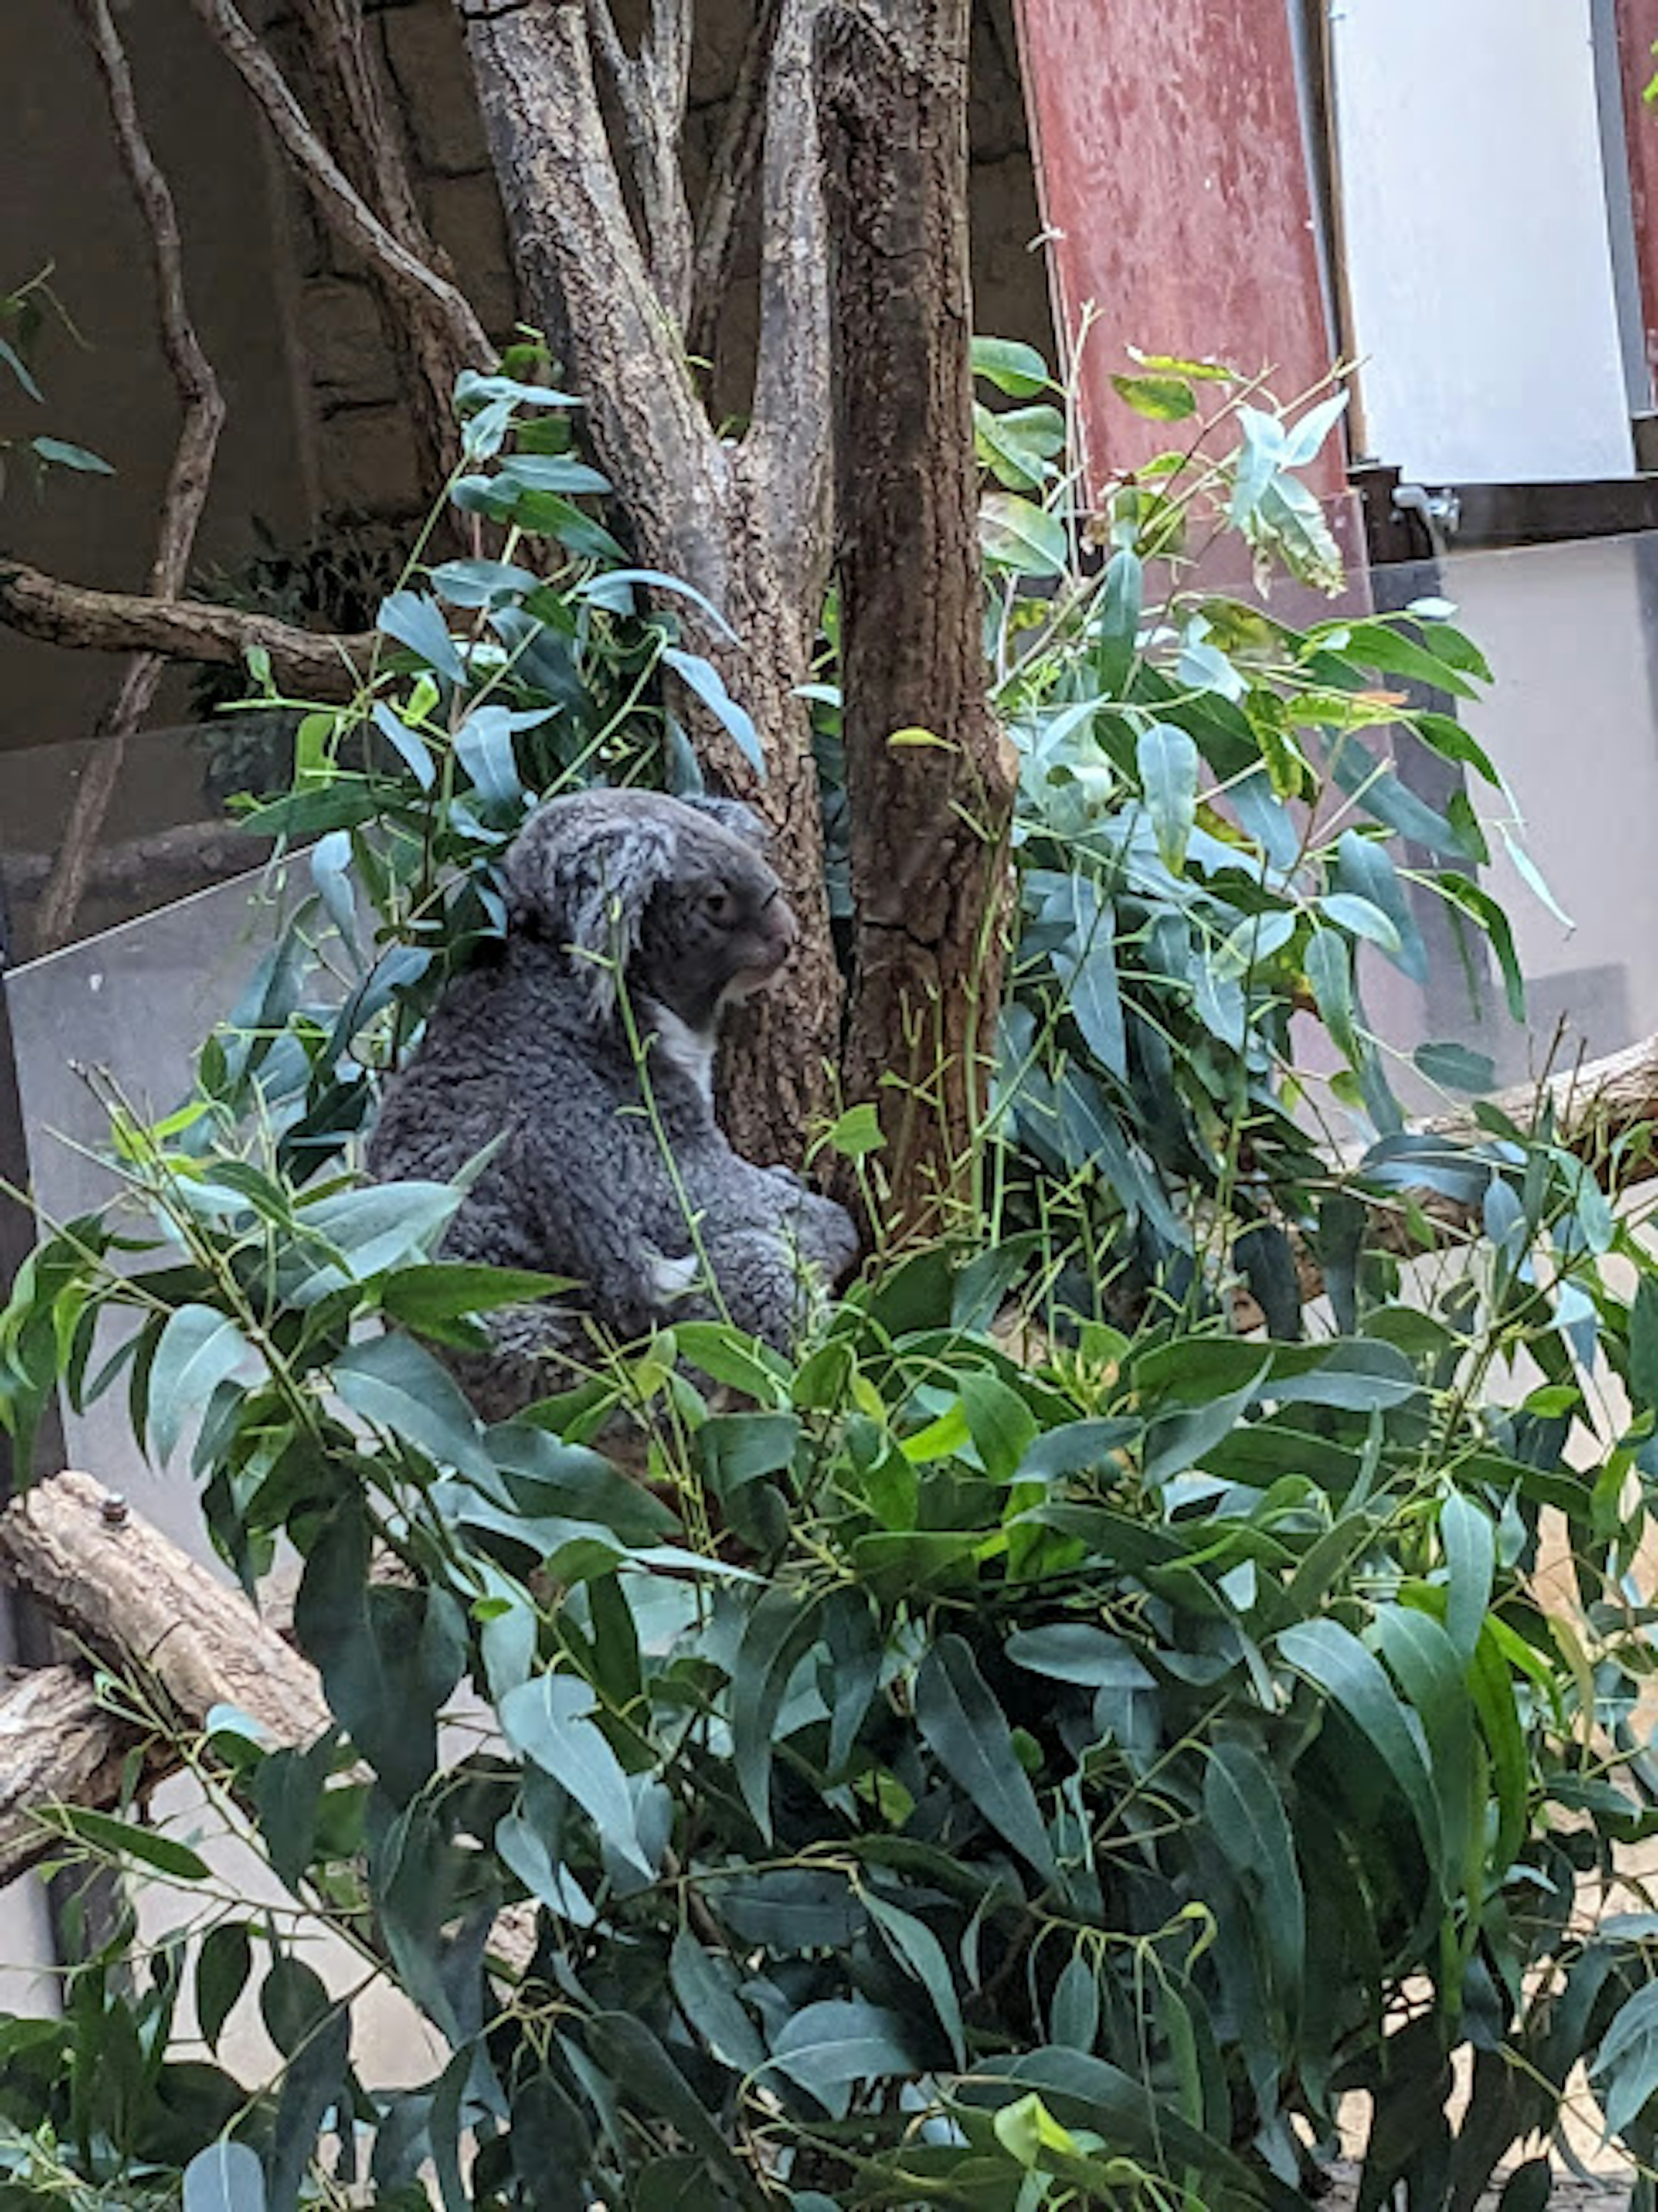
[0, 559, 375, 702]
[289, 0, 478, 484]
[32, 0, 229, 958]
[687, 0, 782, 367]
[0, 1665, 129, 1884]
[747, 0, 832, 597]
[0, 1473, 538, 1973]
[583, 0, 697, 328]
[184, 0, 490, 379]
[463, 0, 729, 602]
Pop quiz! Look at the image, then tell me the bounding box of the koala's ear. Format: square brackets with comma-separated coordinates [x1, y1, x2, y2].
[681, 794, 772, 850]
[503, 797, 676, 1028]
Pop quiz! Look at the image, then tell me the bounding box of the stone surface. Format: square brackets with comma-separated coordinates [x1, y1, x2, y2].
[382, 0, 492, 176]
[302, 276, 399, 407]
[425, 170, 519, 342]
[317, 401, 424, 517]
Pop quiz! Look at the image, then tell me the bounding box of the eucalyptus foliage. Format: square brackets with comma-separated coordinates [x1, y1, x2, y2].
[3, 353, 1658, 2212]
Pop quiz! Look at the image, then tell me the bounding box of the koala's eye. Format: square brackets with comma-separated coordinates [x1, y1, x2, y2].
[703, 885, 736, 924]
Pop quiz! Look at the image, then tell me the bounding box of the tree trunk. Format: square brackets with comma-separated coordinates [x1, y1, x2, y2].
[816, 0, 1017, 1234]
[463, 0, 843, 1168]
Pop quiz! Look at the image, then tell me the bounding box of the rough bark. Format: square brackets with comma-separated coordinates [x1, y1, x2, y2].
[462, 0, 843, 1166]
[0, 1473, 538, 1973]
[0, 560, 375, 701]
[0, 1665, 129, 1882]
[815, 0, 1017, 1234]
[0, 1473, 331, 1749]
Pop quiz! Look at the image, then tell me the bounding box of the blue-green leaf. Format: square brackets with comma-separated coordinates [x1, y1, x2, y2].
[1277, 1619, 1440, 1872]
[378, 590, 465, 685]
[184, 2142, 267, 2212]
[499, 1672, 652, 1875]
[1136, 721, 1199, 874]
[915, 1635, 1057, 1881]
[332, 1331, 492, 1478]
[731, 1586, 826, 1838]
[660, 647, 765, 776]
[767, 2000, 918, 2115]
[149, 1305, 250, 1464]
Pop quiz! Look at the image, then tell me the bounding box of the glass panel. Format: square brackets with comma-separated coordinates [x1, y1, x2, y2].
[0, 715, 284, 961]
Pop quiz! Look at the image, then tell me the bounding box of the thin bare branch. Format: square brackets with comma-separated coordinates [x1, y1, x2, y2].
[184, 0, 490, 376]
[746, 0, 832, 595]
[0, 558, 374, 702]
[688, 0, 782, 365]
[290, 0, 476, 483]
[33, 0, 230, 957]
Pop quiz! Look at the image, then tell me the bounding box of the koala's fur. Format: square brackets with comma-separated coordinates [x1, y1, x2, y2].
[367, 789, 860, 1417]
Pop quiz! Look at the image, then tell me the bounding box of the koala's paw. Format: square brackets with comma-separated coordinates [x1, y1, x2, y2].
[646, 1246, 704, 1302]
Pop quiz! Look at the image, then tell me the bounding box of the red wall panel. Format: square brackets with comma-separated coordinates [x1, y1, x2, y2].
[1014, 0, 1344, 500]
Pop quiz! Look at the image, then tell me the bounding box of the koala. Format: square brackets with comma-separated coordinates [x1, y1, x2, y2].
[367, 788, 861, 1418]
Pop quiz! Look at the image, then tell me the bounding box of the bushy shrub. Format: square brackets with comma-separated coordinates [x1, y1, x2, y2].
[3, 354, 1658, 2212]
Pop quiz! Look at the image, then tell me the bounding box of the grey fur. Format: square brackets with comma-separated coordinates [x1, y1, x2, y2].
[367, 789, 859, 1416]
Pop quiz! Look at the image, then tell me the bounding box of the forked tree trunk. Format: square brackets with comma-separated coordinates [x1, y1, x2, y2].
[816, 0, 1017, 1235]
[463, 0, 842, 1169]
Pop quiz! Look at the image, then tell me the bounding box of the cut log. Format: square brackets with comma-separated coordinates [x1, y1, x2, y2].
[0, 1472, 329, 1746]
[0, 1663, 128, 1880]
[0, 1473, 536, 1971]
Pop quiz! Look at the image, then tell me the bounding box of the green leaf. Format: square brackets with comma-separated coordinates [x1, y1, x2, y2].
[294, 1506, 461, 1804]
[1136, 720, 1199, 873]
[499, 1671, 653, 1874]
[661, 647, 765, 777]
[585, 2013, 753, 2194]
[183, 2142, 267, 2212]
[1412, 1041, 1496, 1094]
[262, 1958, 350, 2212]
[980, 492, 1069, 577]
[1110, 372, 1197, 421]
[864, 1892, 967, 2067]
[31, 434, 114, 473]
[381, 1262, 573, 1331]
[1276, 1618, 1440, 1870]
[914, 1635, 1057, 1882]
[767, 2000, 918, 2114]
[825, 1102, 886, 1158]
[730, 1585, 827, 1837]
[958, 1370, 1038, 1484]
[959, 2048, 1307, 2208]
[1303, 927, 1360, 1063]
[332, 1330, 492, 1478]
[42, 1804, 210, 1882]
[1431, 873, 1526, 1021]
[669, 1930, 768, 2075]
[1440, 1489, 1495, 1659]
[196, 1922, 253, 2050]
[972, 336, 1052, 397]
[148, 1305, 250, 1465]
[1008, 1624, 1153, 1689]
[1205, 1740, 1304, 2005]
[1632, 1275, 1658, 1414]
[378, 589, 465, 685]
